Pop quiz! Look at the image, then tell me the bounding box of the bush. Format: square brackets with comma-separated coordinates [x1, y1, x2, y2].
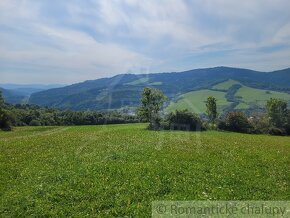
[29, 120, 42, 126]
[0, 109, 13, 131]
[286, 111, 290, 135]
[159, 120, 170, 130]
[266, 98, 288, 128]
[163, 110, 204, 131]
[218, 112, 253, 133]
[217, 119, 227, 131]
[203, 121, 217, 130]
[268, 127, 287, 136]
[285, 125, 290, 135]
[248, 113, 270, 134]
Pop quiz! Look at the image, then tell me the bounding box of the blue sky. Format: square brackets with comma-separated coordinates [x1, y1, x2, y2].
[0, 0, 290, 84]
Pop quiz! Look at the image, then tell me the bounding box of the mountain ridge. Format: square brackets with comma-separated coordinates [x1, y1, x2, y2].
[21, 66, 290, 112]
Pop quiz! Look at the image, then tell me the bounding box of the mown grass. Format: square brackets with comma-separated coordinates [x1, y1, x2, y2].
[0, 124, 290, 217]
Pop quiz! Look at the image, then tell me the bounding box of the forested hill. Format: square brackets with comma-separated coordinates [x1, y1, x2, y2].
[0, 88, 27, 104]
[28, 66, 290, 111]
[0, 84, 64, 104]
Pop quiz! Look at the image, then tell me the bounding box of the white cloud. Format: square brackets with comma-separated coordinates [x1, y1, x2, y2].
[0, 0, 290, 84]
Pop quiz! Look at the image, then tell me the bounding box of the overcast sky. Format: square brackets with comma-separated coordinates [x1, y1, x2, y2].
[0, 0, 290, 84]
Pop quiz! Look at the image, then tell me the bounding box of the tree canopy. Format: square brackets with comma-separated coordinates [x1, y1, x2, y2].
[137, 87, 167, 129]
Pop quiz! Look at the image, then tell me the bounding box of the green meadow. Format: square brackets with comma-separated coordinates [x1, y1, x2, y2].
[1, 124, 289, 217]
[235, 86, 290, 109]
[212, 79, 241, 90]
[166, 89, 230, 113]
[167, 80, 290, 113]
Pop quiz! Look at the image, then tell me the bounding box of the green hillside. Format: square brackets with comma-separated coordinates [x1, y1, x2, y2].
[1, 124, 289, 216]
[166, 89, 230, 113]
[235, 86, 290, 109]
[126, 77, 149, 85]
[212, 79, 241, 90]
[166, 79, 290, 114]
[0, 87, 27, 104]
[28, 67, 290, 111]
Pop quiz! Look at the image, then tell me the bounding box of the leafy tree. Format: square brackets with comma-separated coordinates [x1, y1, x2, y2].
[206, 96, 217, 123]
[0, 91, 13, 131]
[248, 113, 270, 134]
[29, 120, 42, 126]
[285, 110, 290, 135]
[266, 98, 288, 128]
[137, 87, 167, 130]
[164, 110, 204, 131]
[2, 103, 139, 127]
[223, 111, 252, 133]
[0, 91, 4, 107]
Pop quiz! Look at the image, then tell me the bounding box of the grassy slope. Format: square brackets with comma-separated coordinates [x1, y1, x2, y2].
[167, 80, 290, 112]
[235, 86, 290, 109]
[126, 77, 149, 85]
[212, 79, 240, 90]
[166, 89, 230, 113]
[1, 124, 290, 217]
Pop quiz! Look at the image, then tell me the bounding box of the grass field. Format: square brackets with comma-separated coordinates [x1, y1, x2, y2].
[235, 86, 290, 109]
[166, 89, 230, 113]
[126, 77, 149, 85]
[212, 79, 241, 90]
[167, 80, 290, 113]
[1, 124, 290, 217]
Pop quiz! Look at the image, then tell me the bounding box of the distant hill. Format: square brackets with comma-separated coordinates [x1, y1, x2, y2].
[28, 67, 290, 113]
[0, 84, 65, 104]
[0, 88, 27, 104]
[166, 79, 290, 114]
[0, 84, 64, 90]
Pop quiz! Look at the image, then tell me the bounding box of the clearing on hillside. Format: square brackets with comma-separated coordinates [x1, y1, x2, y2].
[166, 79, 290, 113]
[212, 79, 241, 90]
[235, 86, 290, 109]
[166, 89, 231, 113]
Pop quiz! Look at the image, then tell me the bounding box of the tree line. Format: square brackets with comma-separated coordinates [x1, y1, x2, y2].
[0, 91, 138, 131]
[1, 88, 290, 136]
[137, 87, 290, 136]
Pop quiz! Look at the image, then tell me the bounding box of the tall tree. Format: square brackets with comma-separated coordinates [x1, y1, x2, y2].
[137, 87, 167, 130]
[0, 91, 12, 131]
[0, 91, 4, 108]
[266, 98, 288, 128]
[206, 96, 217, 123]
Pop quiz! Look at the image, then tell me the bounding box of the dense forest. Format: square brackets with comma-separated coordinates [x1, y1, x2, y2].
[0, 91, 139, 130]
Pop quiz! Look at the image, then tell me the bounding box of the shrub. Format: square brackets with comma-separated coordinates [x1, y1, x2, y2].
[159, 120, 170, 130]
[164, 110, 204, 131]
[266, 98, 288, 128]
[216, 119, 227, 131]
[268, 127, 287, 136]
[29, 120, 42, 126]
[0, 109, 13, 131]
[285, 111, 290, 135]
[285, 125, 290, 135]
[203, 121, 217, 130]
[248, 113, 270, 134]
[219, 112, 253, 133]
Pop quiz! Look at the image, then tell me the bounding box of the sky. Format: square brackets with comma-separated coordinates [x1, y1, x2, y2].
[0, 0, 290, 84]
